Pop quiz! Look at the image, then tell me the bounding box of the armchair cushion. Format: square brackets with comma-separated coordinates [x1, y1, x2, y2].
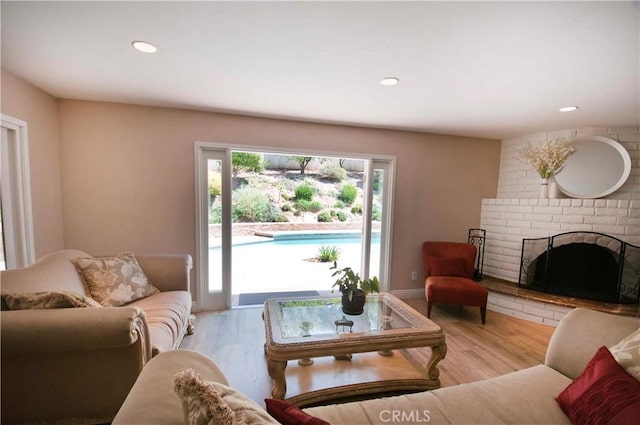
[74, 252, 160, 307]
[428, 257, 469, 277]
[426, 276, 488, 306]
[1, 290, 102, 310]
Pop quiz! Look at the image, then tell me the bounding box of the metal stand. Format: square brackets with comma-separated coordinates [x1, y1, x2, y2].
[468, 228, 486, 281]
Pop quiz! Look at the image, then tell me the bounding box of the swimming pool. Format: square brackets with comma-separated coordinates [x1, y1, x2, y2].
[208, 233, 381, 294]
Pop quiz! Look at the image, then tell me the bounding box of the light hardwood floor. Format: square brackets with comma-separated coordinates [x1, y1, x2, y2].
[179, 298, 555, 407]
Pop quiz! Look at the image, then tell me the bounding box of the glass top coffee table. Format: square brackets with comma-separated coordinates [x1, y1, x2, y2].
[263, 293, 447, 406]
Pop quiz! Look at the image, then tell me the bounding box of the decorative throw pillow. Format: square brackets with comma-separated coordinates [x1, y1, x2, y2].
[609, 328, 640, 382]
[174, 369, 280, 425]
[1, 291, 103, 310]
[74, 252, 159, 307]
[428, 257, 469, 277]
[556, 346, 640, 425]
[264, 398, 330, 425]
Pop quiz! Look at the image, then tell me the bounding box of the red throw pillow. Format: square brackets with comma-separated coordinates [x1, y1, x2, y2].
[556, 346, 640, 425]
[428, 257, 469, 277]
[265, 398, 331, 425]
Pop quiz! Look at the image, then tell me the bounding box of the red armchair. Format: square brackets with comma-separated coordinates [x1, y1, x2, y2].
[422, 241, 488, 324]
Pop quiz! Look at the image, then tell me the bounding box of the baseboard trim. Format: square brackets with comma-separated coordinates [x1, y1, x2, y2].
[390, 289, 424, 299]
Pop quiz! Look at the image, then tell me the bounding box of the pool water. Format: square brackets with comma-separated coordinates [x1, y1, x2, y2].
[208, 234, 380, 294]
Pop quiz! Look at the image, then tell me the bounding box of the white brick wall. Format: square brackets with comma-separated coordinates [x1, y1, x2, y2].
[484, 126, 640, 284]
[487, 292, 573, 327]
[480, 126, 639, 325]
[497, 127, 640, 200]
[480, 198, 639, 282]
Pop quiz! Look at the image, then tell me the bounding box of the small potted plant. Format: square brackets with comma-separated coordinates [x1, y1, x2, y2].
[330, 262, 380, 315]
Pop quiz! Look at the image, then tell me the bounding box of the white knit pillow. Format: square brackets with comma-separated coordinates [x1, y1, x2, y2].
[173, 369, 279, 425]
[609, 328, 640, 381]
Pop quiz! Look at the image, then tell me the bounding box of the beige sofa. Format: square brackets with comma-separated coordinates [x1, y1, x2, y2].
[1, 249, 194, 425]
[113, 307, 638, 425]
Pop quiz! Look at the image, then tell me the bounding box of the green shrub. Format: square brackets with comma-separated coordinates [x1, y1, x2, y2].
[372, 204, 382, 221]
[338, 184, 358, 204]
[295, 199, 322, 212]
[263, 203, 289, 223]
[317, 245, 340, 262]
[330, 210, 337, 217]
[281, 203, 292, 212]
[373, 170, 382, 193]
[320, 166, 347, 182]
[334, 200, 345, 209]
[336, 210, 347, 222]
[208, 173, 221, 200]
[317, 211, 333, 222]
[231, 152, 265, 176]
[351, 204, 362, 215]
[209, 204, 222, 224]
[232, 187, 277, 222]
[295, 184, 314, 201]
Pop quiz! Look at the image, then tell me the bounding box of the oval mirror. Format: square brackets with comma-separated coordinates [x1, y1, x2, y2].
[554, 136, 631, 199]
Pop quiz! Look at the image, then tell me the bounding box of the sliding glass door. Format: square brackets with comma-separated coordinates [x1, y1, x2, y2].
[195, 143, 394, 310]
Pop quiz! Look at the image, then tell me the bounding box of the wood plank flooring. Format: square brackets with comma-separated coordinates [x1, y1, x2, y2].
[179, 299, 555, 407]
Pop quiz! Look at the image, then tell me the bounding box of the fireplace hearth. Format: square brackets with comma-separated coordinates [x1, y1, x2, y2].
[519, 232, 640, 304]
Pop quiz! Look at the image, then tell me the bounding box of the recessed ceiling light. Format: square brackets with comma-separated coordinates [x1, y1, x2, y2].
[379, 77, 399, 86]
[559, 106, 579, 112]
[131, 41, 157, 54]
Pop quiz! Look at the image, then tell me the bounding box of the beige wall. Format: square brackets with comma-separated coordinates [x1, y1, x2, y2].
[58, 100, 500, 293]
[0, 69, 65, 257]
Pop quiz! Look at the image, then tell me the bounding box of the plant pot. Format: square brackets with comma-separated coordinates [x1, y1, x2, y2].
[341, 290, 366, 315]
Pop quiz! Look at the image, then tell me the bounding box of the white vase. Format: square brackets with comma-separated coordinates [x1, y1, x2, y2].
[539, 178, 549, 199]
[548, 178, 560, 199]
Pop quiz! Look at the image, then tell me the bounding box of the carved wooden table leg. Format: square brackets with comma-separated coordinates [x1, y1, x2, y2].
[426, 343, 447, 386]
[267, 358, 288, 399]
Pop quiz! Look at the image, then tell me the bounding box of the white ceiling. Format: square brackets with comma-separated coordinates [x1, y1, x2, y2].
[2, 1, 639, 140]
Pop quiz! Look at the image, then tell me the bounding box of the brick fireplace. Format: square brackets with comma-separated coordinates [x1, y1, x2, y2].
[478, 126, 639, 325]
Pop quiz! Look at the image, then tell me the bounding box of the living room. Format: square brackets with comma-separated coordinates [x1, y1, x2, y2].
[1, 2, 639, 424]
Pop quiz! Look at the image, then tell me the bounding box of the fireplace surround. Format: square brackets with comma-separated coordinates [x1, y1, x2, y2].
[519, 232, 640, 304]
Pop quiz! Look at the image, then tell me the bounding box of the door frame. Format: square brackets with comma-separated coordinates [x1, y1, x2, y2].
[1, 114, 35, 269]
[194, 141, 395, 311]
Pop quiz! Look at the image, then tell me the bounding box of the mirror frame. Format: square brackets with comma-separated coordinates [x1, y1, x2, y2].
[555, 136, 631, 199]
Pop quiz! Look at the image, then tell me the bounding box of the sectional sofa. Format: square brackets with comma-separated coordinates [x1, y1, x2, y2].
[113, 307, 639, 424]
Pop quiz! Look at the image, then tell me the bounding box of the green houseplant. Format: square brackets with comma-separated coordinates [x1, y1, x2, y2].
[330, 262, 380, 315]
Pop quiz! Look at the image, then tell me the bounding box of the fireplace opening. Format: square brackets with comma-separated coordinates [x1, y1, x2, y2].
[519, 232, 640, 305]
[532, 243, 619, 302]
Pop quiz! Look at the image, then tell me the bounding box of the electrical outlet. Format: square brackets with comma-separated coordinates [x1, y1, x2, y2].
[411, 271, 418, 281]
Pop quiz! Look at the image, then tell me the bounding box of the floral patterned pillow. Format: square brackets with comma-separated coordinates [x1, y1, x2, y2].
[74, 253, 159, 307]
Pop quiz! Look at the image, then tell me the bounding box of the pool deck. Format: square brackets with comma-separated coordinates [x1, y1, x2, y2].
[206, 224, 382, 305]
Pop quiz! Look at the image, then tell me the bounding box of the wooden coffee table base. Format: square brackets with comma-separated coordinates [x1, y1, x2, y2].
[266, 342, 447, 404]
[263, 294, 447, 404]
